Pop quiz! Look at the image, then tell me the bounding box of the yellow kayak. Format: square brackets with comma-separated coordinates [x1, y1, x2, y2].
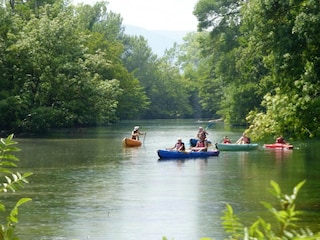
[122, 137, 142, 147]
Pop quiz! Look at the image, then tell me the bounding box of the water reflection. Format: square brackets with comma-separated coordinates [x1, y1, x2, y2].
[264, 148, 293, 160]
[11, 121, 320, 239]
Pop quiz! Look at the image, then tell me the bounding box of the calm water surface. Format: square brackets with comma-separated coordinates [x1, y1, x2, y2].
[10, 119, 320, 239]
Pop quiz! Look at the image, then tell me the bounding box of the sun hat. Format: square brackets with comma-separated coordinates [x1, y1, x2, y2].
[134, 126, 139, 131]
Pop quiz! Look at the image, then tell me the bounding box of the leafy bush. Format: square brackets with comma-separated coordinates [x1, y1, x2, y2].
[164, 180, 320, 240]
[221, 180, 320, 240]
[0, 134, 32, 239]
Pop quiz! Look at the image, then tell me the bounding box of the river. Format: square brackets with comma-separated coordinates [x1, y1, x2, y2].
[6, 119, 320, 239]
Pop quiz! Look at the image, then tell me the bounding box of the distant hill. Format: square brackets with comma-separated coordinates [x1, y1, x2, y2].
[124, 25, 190, 56]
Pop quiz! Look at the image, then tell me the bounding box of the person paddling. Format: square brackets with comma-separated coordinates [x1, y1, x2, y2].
[276, 135, 287, 144]
[167, 138, 186, 152]
[196, 127, 208, 140]
[191, 135, 208, 152]
[236, 134, 251, 144]
[131, 126, 145, 141]
[222, 136, 231, 144]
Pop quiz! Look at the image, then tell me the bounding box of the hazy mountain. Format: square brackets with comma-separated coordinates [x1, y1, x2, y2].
[124, 25, 190, 56]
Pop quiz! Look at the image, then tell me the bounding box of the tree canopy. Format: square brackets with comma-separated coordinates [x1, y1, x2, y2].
[193, 0, 320, 140]
[0, 0, 191, 134]
[0, 0, 319, 140]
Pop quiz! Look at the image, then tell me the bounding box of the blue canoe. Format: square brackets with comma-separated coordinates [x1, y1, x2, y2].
[157, 149, 219, 159]
[189, 138, 212, 147]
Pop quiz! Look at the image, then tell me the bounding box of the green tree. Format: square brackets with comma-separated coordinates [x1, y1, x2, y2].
[193, 0, 320, 139]
[153, 57, 193, 118]
[121, 34, 193, 118]
[170, 32, 216, 119]
[242, 0, 320, 139]
[6, 0, 63, 20]
[0, 1, 151, 133]
[194, 0, 262, 125]
[0, 8, 26, 132]
[6, 4, 123, 132]
[80, 2, 149, 119]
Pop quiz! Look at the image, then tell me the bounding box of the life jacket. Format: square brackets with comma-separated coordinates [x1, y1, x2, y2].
[131, 130, 139, 140]
[176, 142, 185, 150]
[197, 141, 206, 147]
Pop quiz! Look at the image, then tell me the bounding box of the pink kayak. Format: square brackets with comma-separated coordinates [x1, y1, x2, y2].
[263, 143, 293, 150]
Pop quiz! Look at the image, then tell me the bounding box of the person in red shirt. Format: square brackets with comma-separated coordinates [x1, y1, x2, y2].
[236, 134, 251, 144]
[276, 135, 287, 144]
[223, 136, 231, 144]
[192, 135, 208, 152]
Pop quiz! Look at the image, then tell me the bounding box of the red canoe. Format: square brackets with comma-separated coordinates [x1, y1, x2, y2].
[263, 143, 293, 150]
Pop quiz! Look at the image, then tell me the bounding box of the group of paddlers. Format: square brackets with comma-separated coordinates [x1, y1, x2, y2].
[130, 125, 288, 152]
[167, 127, 209, 152]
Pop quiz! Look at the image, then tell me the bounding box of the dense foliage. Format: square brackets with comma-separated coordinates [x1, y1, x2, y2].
[193, 0, 320, 140]
[1, 1, 127, 133]
[0, 0, 196, 135]
[1, 0, 319, 140]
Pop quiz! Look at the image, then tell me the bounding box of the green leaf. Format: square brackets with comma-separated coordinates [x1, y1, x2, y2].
[8, 198, 32, 224]
[293, 180, 306, 196]
[260, 201, 273, 211]
[0, 203, 5, 212]
[270, 180, 281, 197]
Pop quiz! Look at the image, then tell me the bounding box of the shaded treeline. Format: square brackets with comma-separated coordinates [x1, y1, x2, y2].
[193, 0, 320, 140]
[1, 0, 319, 140]
[0, 0, 207, 135]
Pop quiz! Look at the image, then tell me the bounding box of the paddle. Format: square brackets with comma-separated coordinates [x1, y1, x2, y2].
[143, 132, 147, 145]
[205, 122, 214, 129]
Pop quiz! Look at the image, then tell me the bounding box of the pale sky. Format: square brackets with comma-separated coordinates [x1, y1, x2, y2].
[73, 0, 199, 31]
